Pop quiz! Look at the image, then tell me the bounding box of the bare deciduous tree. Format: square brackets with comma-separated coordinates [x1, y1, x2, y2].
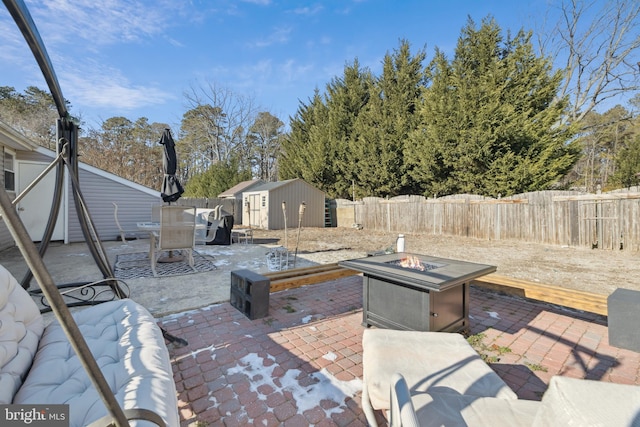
[0, 86, 59, 149]
[539, 0, 640, 122]
[181, 81, 259, 178]
[248, 112, 284, 181]
[79, 117, 164, 189]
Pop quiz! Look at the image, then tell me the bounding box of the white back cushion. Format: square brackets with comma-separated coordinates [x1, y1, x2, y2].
[0, 264, 44, 404]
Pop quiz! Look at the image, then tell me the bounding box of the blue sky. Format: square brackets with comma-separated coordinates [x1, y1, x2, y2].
[2, 0, 559, 130]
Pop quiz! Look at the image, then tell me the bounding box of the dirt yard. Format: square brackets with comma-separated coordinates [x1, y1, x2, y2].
[251, 227, 640, 296]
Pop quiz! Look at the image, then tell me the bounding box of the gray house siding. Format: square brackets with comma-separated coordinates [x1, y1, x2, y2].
[16, 148, 160, 243]
[16, 150, 50, 163]
[0, 175, 14, 251]
[68, 167, 160, 242]
[0, 201, 14, 251]
[1, 119, 169, 248]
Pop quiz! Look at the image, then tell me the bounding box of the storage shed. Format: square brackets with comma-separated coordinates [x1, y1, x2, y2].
[242, 179, 325, 230]
[217, 179, 265, 224]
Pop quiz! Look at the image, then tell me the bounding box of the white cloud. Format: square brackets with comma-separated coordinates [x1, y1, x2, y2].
[240, 0, 271, 5]
[1, 1, 182, 120]
[251, 26, 292, 48]
[292, 5, 323, 16]
[280, 59, 314, 83]
[60, 61, 173, 110]
[26, 0, 182, 47]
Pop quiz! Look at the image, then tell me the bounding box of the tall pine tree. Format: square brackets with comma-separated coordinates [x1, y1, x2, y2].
[325, 60, 373, 198]
[281, 62, 373, 198]
[352, 40, 426, 197]
[279, 91, 333, 193]
[407, 17, 579, 197]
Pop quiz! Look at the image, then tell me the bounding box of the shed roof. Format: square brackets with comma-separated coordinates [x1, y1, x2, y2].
[246, 178, 325, 195]
[218, 179, 265, 198]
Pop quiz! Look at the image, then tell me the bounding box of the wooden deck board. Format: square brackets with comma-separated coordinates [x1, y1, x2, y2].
[472, 273, 608, 316]
[266, 264, 359, 293]
[263, 265, 608, 316]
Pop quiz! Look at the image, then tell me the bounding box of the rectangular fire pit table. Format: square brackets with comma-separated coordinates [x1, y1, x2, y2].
[339, 253, 496, 333]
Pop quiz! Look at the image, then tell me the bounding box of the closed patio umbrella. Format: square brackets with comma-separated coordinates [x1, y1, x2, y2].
[159, 128, 184, 203]
[157, 128, 186, 264]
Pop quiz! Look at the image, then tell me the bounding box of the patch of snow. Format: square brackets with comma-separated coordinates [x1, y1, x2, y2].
[187, 344, 217, 359]
[160, 303, 222, 321]
[226, 352, 361, 417]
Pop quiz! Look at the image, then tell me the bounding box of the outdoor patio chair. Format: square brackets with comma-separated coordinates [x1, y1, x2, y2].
[150, 205, 197, 277]
[233, 227, 254, 244]
[362, 329, 517, 426]
[195, 208, 223, 244]
[151, 203, 162, 222]
[112, 202, 146, 241]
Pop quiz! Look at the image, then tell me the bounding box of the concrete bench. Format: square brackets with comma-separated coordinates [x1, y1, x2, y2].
[0, 265, 179, 427]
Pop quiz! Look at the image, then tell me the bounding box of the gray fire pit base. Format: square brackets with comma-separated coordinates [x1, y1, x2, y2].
[608, 288, 640, 352]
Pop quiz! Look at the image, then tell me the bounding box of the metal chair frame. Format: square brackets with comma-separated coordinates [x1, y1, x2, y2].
[150, 206, 197, 277]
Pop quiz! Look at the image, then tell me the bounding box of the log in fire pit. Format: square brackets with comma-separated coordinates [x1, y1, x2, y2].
[339, 253, 496, 332]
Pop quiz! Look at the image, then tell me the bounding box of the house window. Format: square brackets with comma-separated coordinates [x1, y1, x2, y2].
[261, 196, 266, 207]
[4, 151, 15, 192]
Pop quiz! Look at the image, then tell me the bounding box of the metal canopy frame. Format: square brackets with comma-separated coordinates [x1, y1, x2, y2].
[1, 0, 137, 425]
[17, 119, 129, 305]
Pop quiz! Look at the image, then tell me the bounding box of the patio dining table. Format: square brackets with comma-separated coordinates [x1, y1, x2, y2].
[136, 221, 207, 233]
[137, 221, 206, 263]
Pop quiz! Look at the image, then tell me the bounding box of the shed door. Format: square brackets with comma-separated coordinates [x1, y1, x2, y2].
[246, 194, 262, 228]
[17, 161, 65, 241]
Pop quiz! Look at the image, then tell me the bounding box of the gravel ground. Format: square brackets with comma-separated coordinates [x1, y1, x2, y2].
[252, 227, 640, 296]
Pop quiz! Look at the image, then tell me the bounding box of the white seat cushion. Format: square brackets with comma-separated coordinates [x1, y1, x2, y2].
[14, 299, 179, 427]
[411, 392, 539, 427]
[0, 264, 44, 404]
[363, 329, 517, 411]
[533, 376, 640, 427]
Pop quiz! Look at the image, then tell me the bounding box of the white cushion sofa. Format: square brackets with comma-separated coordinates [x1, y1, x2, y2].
[0, 264, 179, 427]
[363, 329, 640, 427]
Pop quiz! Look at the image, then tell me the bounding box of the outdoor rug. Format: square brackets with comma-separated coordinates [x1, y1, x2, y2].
[114, 250, 217, 280]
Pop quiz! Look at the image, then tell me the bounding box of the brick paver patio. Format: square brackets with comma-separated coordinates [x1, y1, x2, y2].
[162, 275, 640, 426]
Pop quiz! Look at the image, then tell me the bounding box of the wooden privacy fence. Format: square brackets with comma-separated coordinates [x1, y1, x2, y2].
[334, 190, 640, 251]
